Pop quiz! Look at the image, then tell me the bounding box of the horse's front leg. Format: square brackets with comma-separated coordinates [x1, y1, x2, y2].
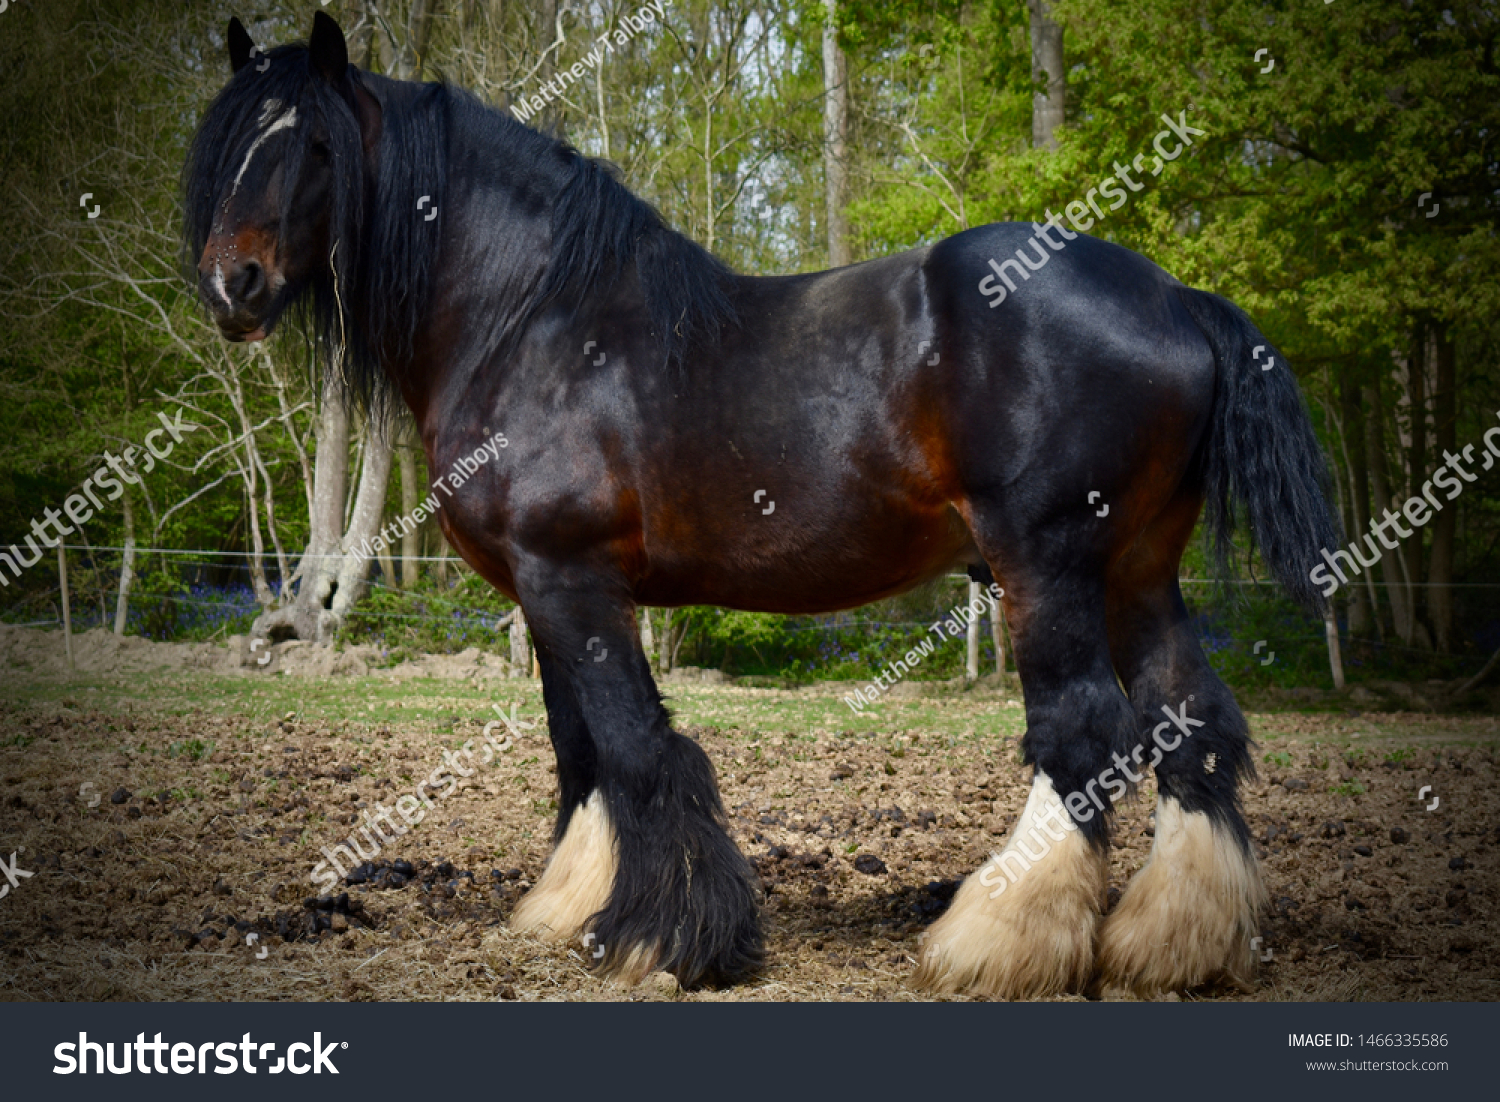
[509, 570, 762, 987]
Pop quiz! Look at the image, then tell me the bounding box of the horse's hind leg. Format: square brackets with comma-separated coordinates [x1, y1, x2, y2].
[510, 571, 761, 987]
[913, 558, 1125, 998]
[1096, 495, 1265, 994]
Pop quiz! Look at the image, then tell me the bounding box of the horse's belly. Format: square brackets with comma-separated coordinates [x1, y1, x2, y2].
[636, 503, 976, 613]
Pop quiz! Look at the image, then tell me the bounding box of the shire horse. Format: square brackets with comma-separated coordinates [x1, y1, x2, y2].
[185, 13, 1338, 997]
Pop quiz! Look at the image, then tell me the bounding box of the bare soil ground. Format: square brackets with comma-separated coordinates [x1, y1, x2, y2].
[0, 627, 1495, 1002]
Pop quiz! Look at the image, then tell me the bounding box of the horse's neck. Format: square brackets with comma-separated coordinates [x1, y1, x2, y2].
[384, 120, 565, 423]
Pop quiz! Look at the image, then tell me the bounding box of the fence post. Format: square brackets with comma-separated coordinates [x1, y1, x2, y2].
[966, 580, 980, 681]
[510, 605, 530, 677]
[114, 489, 135, 634]
[991, 601, 1006, 676]
[639, 607, 654, 665]
[1325, 610, 1345, 690]
[58, 544, 74, 669]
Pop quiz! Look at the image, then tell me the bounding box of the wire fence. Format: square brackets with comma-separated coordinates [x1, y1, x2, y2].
[38, 543, 1500, 585]
[4, 545, 1497, 683]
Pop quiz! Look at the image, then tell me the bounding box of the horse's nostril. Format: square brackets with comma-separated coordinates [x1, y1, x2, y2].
[233, 259, 266, 303]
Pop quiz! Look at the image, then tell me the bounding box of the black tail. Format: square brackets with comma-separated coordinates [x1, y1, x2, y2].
[1178, 287, 1341, 614]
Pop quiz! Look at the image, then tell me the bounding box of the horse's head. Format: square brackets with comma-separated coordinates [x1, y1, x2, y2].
[185, 13, 380, 343]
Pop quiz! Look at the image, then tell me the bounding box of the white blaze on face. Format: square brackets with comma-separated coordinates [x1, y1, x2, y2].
[210, 262, 230, 309]
[213, 101, 298, 306]
[229, 102, 299, 200]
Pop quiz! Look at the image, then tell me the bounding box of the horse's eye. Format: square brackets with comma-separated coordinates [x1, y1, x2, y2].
[311, 140, 331, 158]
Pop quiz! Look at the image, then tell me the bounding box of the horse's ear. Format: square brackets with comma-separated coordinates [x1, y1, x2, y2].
[309, 11, 350, 84]
[227, 17, 254, 74]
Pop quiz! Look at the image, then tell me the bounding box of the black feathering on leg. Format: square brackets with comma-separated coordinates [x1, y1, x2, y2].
[590, 710, 763, 988]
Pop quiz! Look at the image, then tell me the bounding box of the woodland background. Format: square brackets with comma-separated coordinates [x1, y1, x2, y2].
[1, 0, 1497, 692]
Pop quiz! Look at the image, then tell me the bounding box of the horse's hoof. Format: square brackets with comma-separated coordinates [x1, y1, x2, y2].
[912, 773, 1105, 999]
[512, 785, 762, 989]
[1095, 799, 1265, 996]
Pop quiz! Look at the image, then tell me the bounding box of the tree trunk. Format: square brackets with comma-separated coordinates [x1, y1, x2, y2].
[114, 486, 135, 635]
[1428, 326, 1456, 653]
[1028, 0, 1065, 149]
[435, 530, 451, 588]
[1339, 374, 1377, 639]
[1365, 383, 1414, 645]
[658, 608, 675, 673]
[329, 425, 395, 625]
[1403, 324, 1428, 644]
[398, 433, 420, 589]
[376, 520, 396, 591]
[285, 391, 350, 640]
[537, 0, 559, 131]
[402, 0, 442, 80]
[348, 2, 376, 69]
[822, 0, 851, 266]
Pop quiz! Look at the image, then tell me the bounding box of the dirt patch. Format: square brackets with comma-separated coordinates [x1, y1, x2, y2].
[0, 625, 532, 684]
[0, 624, 230, 678]
[0, 667, 1495, 1002]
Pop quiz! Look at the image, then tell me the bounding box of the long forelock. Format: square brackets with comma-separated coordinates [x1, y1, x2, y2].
[187, 49, 314, 260]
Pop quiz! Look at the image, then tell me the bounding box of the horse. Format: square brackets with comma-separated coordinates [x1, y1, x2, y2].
[184, 12, 1339, 997]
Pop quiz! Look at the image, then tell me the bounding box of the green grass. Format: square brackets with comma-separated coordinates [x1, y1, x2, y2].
[3, 668, 1033, 745]
[5, 667, 1493, 761]
[167, 737, 215, 761]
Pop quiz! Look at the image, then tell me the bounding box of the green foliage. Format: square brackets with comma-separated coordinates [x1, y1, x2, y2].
[0, 0, 1493, 690]
[668, 579, 999, 681]
[131, 567, 190, 643]
[167, 738, 214, 762]
[337, 575, 517, 661]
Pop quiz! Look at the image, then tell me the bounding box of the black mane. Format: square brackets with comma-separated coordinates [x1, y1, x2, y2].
[184, 45, 736, 414]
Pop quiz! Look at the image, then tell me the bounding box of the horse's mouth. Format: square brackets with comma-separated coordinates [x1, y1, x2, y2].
[221, 324, 269, 342]
[215, 309, 280, 343]
[204, 282, 288, 344]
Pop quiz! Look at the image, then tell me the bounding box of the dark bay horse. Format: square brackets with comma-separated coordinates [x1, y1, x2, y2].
[185, 13, 1338, 997]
